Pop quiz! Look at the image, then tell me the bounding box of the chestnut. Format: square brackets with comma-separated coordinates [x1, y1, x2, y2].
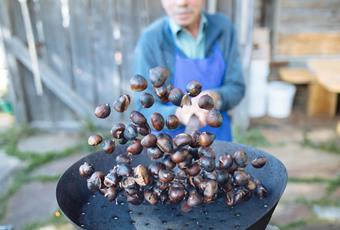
[151, 112, 165, 131]
[116, 154, 131, 164]
[127, 139, 143, 155]
[137, 124, 151, 136]
[144, 190, 158, 205]
[234, 189, 249, 204]
[173, 133, 192, 147]
[251, 156, 267, 168]
[247, 180, 256, 191]
[124, 124, 137, 140]
[130, 74, 147, 91]
[130, 111, 147, 126]
[169, 186, 185, 204]
[126, 193, 143, 205]
[103, 187, 118, 202]
[116, 164, 132, 177]
[216, 169, 229, 184]
[111, 123, 125, 139]
[104, 170, 120, 187]
[233, 150, 248, 168]
[147, 146, 164, 160]
[225, 190, 234, 206]
[79, 162, 94, 178]
[162, 155, 176, 169]
[168, 88, 184, 106]
[203, 170, 217, 180]
[203, 180, 218, 200]
[166, 114, 180, 129]
[149, 66, 169, 87]
[102, 139, 115, 154]
[199, 132, 215, 147]
[198, 94, 214, 110]
[218, 153, 233, 169]
[88, 134, 103, 146]
[134, 164, 151, 186]
[206, 109, 223, 127]
[199, 156, 215, 172]
[233, 170, 250, 186]
[87, 171, 105, 192]
[158, 169, 175, 183]
[141, 134, 157, 148]
[255, 182, 268, 199]
[185, 163, 201, 176]
[187, 190, 203, 207]
[156, 133, 173, 153]
[148, 162, 166, 176]
[154, 85, 170, 102]
[94, 104, 111, 118]
[113, 94, 130, 112]
[190, 130, 201, 148]
[139, 92, 154, 108]
[186, 80, 202, 97]
[170, 148, 189, 163]
[198, 146, 216, 159]
[181, 201, 193, 213]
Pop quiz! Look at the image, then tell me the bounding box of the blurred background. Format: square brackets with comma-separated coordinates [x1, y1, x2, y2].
[0, 0, 339, 229]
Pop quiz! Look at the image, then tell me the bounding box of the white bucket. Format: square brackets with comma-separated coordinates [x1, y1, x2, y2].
[267, 81, 296, 118]
[248, 59, 269, 118]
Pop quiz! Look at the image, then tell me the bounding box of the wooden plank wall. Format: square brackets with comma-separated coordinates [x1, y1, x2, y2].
[273, 0, 340, 60]
[0, 0, 256, 129]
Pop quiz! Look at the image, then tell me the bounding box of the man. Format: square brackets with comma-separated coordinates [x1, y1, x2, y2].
[134, 0, 245, 141]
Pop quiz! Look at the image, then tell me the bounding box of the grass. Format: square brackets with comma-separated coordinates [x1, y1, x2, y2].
[0, 125, 90, 223]
[23, 213, 70, 230]
[302, 131, 340, 155]
[278, 220, 307, 230]
[233, 127, 270, 147]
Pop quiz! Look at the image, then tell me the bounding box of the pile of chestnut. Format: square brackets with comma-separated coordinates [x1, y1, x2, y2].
[80, 67, 268, 213]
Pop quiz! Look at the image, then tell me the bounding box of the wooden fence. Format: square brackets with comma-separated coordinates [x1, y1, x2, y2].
[0, 0, 258, 129]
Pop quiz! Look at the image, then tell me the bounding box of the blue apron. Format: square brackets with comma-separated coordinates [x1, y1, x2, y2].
[165, 44, 232, 141]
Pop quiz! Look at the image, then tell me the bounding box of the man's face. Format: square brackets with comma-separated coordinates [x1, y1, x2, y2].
[161, 0, 203, 27]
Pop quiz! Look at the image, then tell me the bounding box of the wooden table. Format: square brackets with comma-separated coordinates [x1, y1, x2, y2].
[307, 59, 340, 117]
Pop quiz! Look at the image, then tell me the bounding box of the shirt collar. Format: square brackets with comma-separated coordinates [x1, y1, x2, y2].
[169, 12, 207, 38]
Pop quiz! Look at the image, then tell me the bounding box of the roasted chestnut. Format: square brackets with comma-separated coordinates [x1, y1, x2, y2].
[199, 156, 215, 172]
[147, 146, 164, 160]
[148, 162, 166, 176]
[116, 164, 132, 177]
[203, 180, 218, 200]
[199, 132, 215, 147]
[103, 187, 118, 202]
[169, 186, 185, 204]
[113, 94, 130, 112]
[181, 201, 193, 213]
[139, 92, 154, 108]
[218, 153, 233, 169]
[225, 190, 234, 206]
[156, 133, 173, 153]
[127, 139, 143, 155]
[198, 94, 214, 110]
[216, 169, 229, 185]
[198, 146, 216, 159]
[79, 162, 94, 178]
[136, 124, 151, 136]
[162, 155, 176, 169]
[154, 85, 171, 102]
[87, 171, 105, 192]
[190, 130, 201, 148]
[94, 104, 111, 118]
[149, 66, 169, 87]
[168, 88, 184, 106]
[185, 163, 201, 176]
[158, 169, 175, 183]
[104, 170, 120, 187]
[130, 111, 147, 126]
[233, 170, 250, 186]
[130, 74, 147, 91]
[102, 139, 115, 154]
[124, 124, 138, 140]
[116, 154, 131, 164]
[111, 123, 125, 139]
[126, 193, 144, 205]
[170, 148, 189, 163]
[233, 150, 248, 168]
[151, 112, 165, 131]
[166, 114, 180, 129]
[206, 109, 223, 127]
[134, 164, 151, 186]
[186, 80, 202, 97]
[187, 190, 203, 207]
[141, 134, 157, 148]
[88, 134, 103, 146]
[144, 190, 158, 205]
[173, 133, 192, 147]
[251, 156, 267, 168]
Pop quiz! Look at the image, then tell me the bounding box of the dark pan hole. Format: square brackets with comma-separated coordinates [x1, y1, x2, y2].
[144, 223, 150, 226]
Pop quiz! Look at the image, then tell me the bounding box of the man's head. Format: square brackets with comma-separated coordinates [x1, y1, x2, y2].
[161, 0, 203, 28]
